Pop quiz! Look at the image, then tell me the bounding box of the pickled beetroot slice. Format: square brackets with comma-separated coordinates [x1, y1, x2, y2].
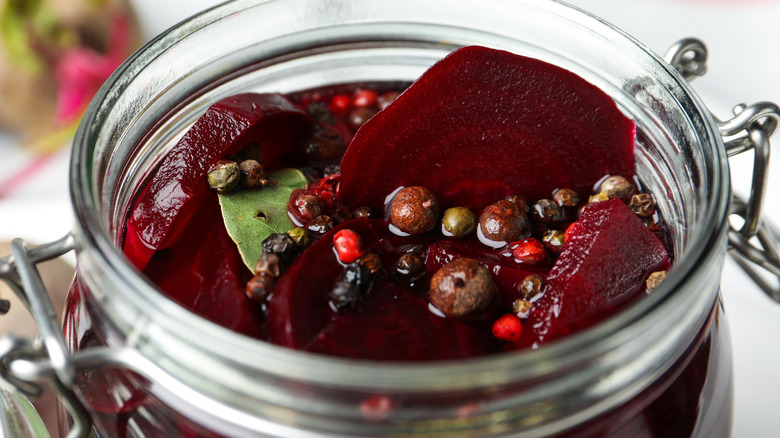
[124, 93, 310, 269]
[338, 46, 636, 213]
[266, 218, 501, 360]
[518, 199, 669, 348]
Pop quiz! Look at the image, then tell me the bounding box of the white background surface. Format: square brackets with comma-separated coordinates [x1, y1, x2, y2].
[1, 0, 779, 436]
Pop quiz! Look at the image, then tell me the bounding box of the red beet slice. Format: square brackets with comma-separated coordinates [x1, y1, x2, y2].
[124, 93, 310, 269]
[266, 218, 501, 360]
[518, 199, 669, 348]
[338, 46, 636, 213]
[142, 197, 264, 338]
[425, 239, 549, 308]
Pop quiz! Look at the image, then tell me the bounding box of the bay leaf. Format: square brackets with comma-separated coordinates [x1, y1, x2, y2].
[218, 168, 307, 272]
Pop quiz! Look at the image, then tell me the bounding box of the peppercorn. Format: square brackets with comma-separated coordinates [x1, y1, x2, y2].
[297, 127, 345, 166]
[239, 159, 267, 189]
[340, 261, 373, 293]
[237, 142, 263, 163]
[478, 200, 531, 244]
[511, 238, 546, 265]
[390, 186, 440, 235]
[292, 191, 322, 223]
[378, 91, 401, 110]
[330, 94, 352, 113]
[588, 192, 610, 204]
[352, 89, 379, 108]
[492, 314, 523, 341]
[395, 253, 425, 281]
[519, 274, 544, 300]
[307, 101, 334, 124]
[429, 258, 496, 318]
[532, 199, 565, 224]
[353, 206, 373, 219]
[287, 227, 310, 249]
[333, 229, 365, 264]
[542, 229, 565, 255]
[245, 273, 275, 305]
[552, 188, 579, 207]
[646, 271, 667, 291]
[254, 252, 282, 278]
[207, 159, 240, 194]
[600, 175, 634, 199]
[358, 252, 383, 278]
[348, 107, 377, 131]
[329, 280, 361, 311]
[308, 215, 334, 234]
[261, 233, 299, 264]
[505, 194, 530, 213]
[629, 193, 656, 217]
[323, 164, 340, 177]
[441, 207, 477, 238]
[512, 299, 533, 318]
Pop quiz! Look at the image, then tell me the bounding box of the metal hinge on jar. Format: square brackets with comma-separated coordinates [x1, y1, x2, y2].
[666, 38, 780, 302]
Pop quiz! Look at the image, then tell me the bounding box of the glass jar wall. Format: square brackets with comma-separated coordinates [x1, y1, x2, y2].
[65, 0, 732, 436]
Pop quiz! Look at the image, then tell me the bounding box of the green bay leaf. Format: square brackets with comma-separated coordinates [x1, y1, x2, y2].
[218, 168, 307, 272]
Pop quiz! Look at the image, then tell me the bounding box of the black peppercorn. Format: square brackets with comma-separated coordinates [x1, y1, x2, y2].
[261, 233, 299, 264]
[239, 159, 267, 189]
[348, 107, 377, 131]
[532, 199, 565, 224]
[297, 127, 345, 166]
[307, 101, 334, 125]
[629, 193, 656, 217]
[395, 253, 425, 281]
[329, 280, 361, 311]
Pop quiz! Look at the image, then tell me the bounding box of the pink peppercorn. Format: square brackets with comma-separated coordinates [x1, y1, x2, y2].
[492, 313, 523, 341]
[333, 229, 365, 263]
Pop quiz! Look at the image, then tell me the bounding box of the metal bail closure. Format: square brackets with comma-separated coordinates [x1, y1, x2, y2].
[0, 235, 92, 438]
[665, 38, 780, 302]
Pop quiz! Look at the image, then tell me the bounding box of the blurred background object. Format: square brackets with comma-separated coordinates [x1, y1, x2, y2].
[0, 0, 144, 150]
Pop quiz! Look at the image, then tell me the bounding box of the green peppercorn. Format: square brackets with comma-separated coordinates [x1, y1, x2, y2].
[287, 227, 311, 249]
[600, 175, 634, 199]
[207, 159, 240, 194]
[441, 207, 476, 238]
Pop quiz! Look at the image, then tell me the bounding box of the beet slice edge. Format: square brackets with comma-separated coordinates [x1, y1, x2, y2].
[338, 45, 636, 213]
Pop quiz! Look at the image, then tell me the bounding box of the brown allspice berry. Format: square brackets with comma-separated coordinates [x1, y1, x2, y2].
[245, 273, 275, 304]
[552, 188, 579, 208]
[390, 186, 440, 235]
[429, 258, 497, 318]
[239, 159, 267, 188]
[600, 175, 634, 199]
[629, 193, 656, 217]
[505, 194, 530, 212]
[479, 200, 531, 244]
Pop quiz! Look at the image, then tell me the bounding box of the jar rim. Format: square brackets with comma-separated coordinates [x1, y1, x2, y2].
[70, 0, 730, 391]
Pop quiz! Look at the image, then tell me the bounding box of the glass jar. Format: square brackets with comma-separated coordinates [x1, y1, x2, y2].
[5, 0, 780, 437]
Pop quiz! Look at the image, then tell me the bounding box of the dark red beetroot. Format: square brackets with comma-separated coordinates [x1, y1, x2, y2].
[517, 199, 669, 348]
[338, 46, 636, 213]
[124, 93, 310, 269]
[266, 218, 502, 360]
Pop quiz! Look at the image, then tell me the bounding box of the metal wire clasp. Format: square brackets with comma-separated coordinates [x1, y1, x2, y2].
[666, 38, 780, 302]
[0, 235, 92, 438]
